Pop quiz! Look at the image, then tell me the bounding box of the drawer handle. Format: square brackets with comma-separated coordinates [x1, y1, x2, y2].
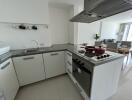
[50, 53, 59, 56]
[23, 57, 34, 60]
[67, 52, 72, 57]
[1, 62, 10, 70]
[67, 61, 72, 66]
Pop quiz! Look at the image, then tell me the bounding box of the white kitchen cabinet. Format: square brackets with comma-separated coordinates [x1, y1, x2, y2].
[65, 51, 72, 73]
[43, 51, 66, 79]
[0, 58, 19, 100]
[90, 58, 123, 100]
[13, 54, 45, 86]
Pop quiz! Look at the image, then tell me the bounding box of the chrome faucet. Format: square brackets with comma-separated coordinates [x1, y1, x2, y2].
[31, 40, 39, 49]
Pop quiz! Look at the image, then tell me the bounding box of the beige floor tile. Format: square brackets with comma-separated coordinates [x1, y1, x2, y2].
[16, 70, 132, 100]
[15, 75, 83, 100]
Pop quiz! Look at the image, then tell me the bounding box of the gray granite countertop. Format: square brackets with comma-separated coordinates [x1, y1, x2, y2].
[0, 44, 124, 66]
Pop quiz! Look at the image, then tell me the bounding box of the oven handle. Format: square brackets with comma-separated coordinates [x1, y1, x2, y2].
[78, 66, 91, 74]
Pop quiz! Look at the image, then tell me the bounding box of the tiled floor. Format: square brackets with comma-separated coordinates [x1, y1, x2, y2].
[15, 69, 132, 100]
[15, 75, 83, 100]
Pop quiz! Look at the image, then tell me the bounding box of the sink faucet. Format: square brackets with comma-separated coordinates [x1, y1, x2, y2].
[31, 40, 39, 49]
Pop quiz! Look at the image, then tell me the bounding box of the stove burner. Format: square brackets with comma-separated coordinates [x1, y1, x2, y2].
[96, 54, 110, 60]
[78, 50, 112, 61]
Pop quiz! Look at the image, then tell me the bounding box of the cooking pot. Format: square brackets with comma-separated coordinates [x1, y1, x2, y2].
[95, 47, 105, 55]
[85, 46, 95, 53]
[85, 46, 105, 55]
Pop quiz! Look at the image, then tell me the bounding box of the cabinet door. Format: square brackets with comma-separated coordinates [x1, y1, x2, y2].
[0, 59, 19, 100]
[13, 54, 45, 86]
[43, 51, 66, 79]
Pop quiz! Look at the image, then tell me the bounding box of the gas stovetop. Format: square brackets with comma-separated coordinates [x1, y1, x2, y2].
[78, 50, 113, 61]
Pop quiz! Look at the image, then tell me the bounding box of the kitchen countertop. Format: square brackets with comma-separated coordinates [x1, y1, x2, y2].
[0, 44, 124, 66]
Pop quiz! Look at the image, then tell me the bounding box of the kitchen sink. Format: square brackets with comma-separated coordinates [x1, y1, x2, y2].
[24, 48, 40, 53]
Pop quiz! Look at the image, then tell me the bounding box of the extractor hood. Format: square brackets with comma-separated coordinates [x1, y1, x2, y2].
[70, 0, 132, 23]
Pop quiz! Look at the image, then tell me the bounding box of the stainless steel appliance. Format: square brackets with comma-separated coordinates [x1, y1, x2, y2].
[70, 0, 132, 23]
[72, 53, 94, 97]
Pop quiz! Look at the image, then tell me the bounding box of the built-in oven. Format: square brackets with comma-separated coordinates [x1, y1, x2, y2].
[72, 53, 93, 97]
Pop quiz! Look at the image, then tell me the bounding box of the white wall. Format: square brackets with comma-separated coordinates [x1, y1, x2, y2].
[0, 0, 51, 50]
[68, 7, 74, 44]
[69, 5, 84, 44]
[71, 4, 101, 46]
[0, 0, 49, 24]
[49, 4, 70, 44]
[78, 21, 101, 45]
[100, 22, 120, 40]
[0, 23, 51, 50]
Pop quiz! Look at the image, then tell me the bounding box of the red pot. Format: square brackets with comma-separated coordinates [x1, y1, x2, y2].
[95, 47, 105, 55]
[85, 46, 105, 55]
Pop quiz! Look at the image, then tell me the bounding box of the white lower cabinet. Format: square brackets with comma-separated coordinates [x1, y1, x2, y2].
[13, 54, 45, 86]
[0, 58, 19, 100]
[43, 51, 66, 79]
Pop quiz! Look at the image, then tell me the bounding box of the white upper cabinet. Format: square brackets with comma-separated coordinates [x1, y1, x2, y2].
[0, 0, 49, 24]
[43, 51, 66, 79]
[13, 54, 45, 86]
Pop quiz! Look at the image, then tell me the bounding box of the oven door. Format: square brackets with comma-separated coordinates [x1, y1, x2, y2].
[72, 62, 92, 97]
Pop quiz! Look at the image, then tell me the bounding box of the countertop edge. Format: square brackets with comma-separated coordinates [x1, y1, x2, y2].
[0, 44, 124, 66]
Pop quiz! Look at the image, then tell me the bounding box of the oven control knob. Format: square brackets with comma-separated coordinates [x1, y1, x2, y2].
[80, 63, 84, 66]
[77, 61, 81, 64]
[73, 59, 78, 63]
[78, 61, 81, 64]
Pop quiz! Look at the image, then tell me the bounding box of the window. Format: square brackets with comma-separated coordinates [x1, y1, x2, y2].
[127, 24, 132, 41]
[122, 24, 130, 41]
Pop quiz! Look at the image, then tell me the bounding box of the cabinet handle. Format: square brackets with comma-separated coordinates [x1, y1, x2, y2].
[67, 52, 72, 57]
[50, 53, 59, 56]
[23, 57, 34, 60]
[67, 61, 72, 66]
[1, 62, 10, 70]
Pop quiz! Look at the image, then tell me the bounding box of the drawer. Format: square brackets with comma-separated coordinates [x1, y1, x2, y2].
[65, 51, 72, 63]
[66, 61, 72, 73]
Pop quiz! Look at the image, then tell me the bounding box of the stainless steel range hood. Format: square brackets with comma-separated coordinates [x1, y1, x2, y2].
[70, 0, 132, 23]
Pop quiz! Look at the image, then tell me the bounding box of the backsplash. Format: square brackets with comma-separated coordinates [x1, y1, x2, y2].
[0, 23, 51, 50]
